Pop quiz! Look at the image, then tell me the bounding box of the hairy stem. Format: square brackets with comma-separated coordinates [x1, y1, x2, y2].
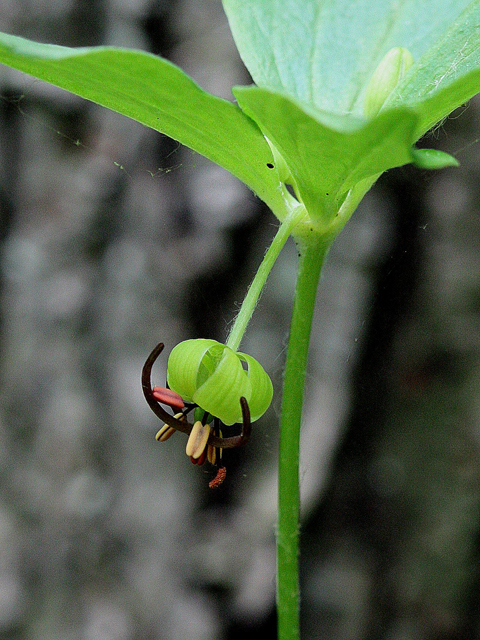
[277, 236, 332, 640]
[226, 204, 306, 352]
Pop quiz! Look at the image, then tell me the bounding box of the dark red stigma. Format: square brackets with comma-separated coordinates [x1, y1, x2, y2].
[152, 386, 185, 410]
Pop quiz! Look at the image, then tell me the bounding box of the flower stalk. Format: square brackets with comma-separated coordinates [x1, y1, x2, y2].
[226, 203, 307, 352]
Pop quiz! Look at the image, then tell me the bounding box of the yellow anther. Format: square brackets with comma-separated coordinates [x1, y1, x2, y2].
[155, 413, 183, 442]
[186, 421, 211, 459]
[156, 425, 176, 441]
[207, 444, 216, 466]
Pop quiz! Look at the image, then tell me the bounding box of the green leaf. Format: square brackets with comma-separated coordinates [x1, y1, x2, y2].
[223, 0, 480, 127]
[0, 32, 287, 217]
[222, 1, 480, 225]
[234, 86, 419, 226]
[388, 2, 480, 137]
[2, 0, 480, 230]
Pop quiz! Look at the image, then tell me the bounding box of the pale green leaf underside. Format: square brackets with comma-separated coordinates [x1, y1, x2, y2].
[0, 32, 287, 216]
[224, 0, 480, 136]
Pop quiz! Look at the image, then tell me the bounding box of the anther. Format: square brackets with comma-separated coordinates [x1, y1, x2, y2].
[155, 412, 185, 442]
[156, 425, 176, 442]
[207, 444, 216, 466]
[186, 421, 211, 459]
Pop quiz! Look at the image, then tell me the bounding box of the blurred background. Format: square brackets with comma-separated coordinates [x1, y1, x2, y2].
[0, 1, 480, 639]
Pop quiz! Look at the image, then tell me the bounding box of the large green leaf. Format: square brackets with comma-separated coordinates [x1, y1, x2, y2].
[222, 0, 480, 227]
[223, 0, 480, 129]
[1, 0, 480, 230]
[234, 86, 419, 226]
[0, 32, 287, 217]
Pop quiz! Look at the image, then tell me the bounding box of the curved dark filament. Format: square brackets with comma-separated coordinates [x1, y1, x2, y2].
[142, 342, 251, 449]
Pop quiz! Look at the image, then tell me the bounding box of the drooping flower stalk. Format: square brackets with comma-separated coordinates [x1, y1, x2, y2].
[226, 203, 307, 352]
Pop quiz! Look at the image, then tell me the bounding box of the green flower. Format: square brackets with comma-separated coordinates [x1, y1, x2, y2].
[167, 339, 273, 425]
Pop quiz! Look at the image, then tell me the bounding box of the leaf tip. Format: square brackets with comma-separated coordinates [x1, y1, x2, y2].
[411, 147, 459, 170]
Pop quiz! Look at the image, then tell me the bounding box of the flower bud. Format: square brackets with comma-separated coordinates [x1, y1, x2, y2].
[364, 47, 414, 119]
[410, 147, 459, 169]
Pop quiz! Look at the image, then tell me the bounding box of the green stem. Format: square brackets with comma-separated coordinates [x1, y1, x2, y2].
[277, 235, 332, 640]
[226, 204, 306, 352]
